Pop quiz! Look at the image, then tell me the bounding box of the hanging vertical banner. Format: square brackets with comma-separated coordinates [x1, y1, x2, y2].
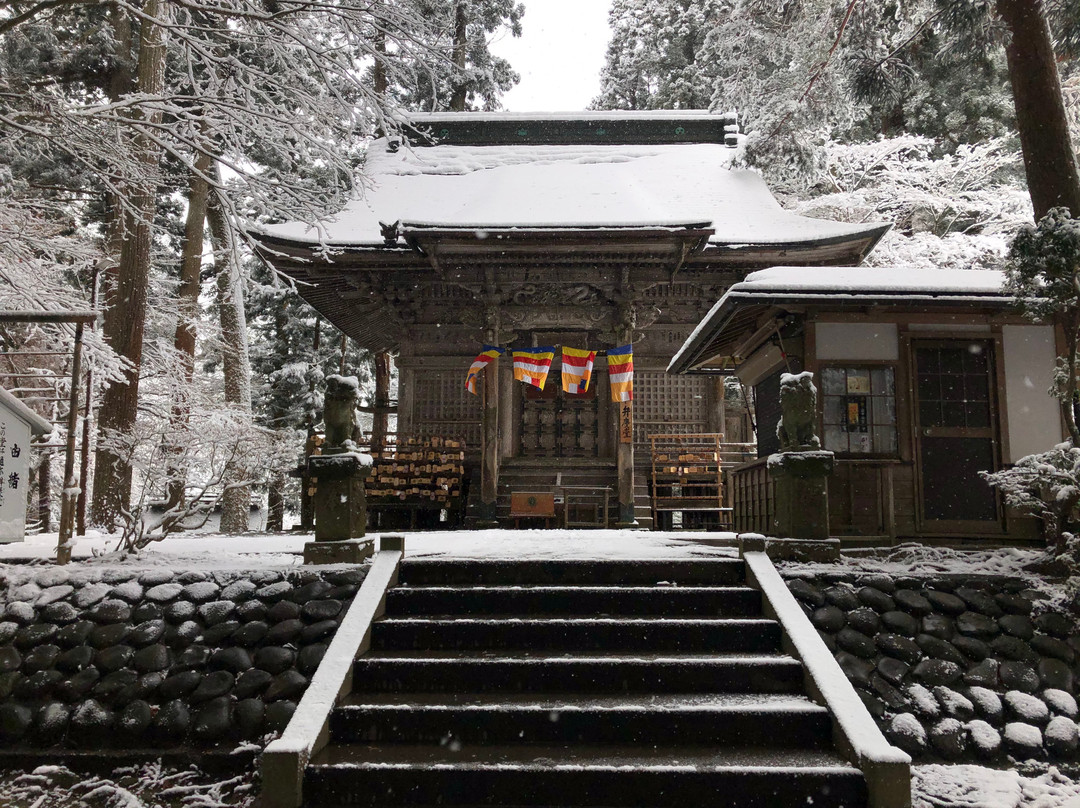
[607, 344, 634, 401]
[512, 346, 556, 389]
[561, 347, 596, 394]
[465, 346, 504, 395]
[619, 402, 633, 444]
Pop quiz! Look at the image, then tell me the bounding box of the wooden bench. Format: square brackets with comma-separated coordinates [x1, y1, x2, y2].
[510, 491, 556, 529]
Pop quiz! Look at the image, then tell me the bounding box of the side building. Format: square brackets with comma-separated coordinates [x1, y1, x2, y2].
[670, 266, 1064, 544]
[253, 112, 889, 528]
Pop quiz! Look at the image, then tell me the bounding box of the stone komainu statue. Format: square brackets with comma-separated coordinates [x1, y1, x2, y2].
[324, 374, 362, 448]
[777, 371, 821, 451]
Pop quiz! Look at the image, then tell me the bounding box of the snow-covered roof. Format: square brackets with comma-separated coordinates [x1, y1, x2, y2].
[0, 387, 52, 435]
[669, 266, 1014, 374]
[405, 110, 738, 123]
[734, 266, 1008, 294]
[258, 139, 889, 248]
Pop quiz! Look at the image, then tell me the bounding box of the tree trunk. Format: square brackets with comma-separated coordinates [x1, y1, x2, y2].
[300, 320, 321, 531]
[166, 153, 213, 509]
[266, 471, 286, 532]
[997, 0, 1080, 219]
[208, 186, 253, 534]
[90, 0, 170, 528]
[37, 452, 51, 533]
[374, 24, 388, 99]
[449, 2, 468, 111]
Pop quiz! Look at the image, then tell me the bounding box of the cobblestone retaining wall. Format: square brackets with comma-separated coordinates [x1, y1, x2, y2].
[0, 564, 367, 749]
[784, 571, 1079, 763]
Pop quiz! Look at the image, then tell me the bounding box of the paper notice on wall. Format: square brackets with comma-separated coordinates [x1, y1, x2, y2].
[0, 411, 31, 543]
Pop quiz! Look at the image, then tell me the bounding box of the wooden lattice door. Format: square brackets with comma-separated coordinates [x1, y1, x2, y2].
[520, 354, 599, 458]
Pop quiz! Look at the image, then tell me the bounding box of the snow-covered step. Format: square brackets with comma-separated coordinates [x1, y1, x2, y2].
[397, 559, 745, 587]
[329, 692, 832, 748]
[351, 653, 805, 694]
[370, 617, 782, 653]
[385, 585, 762, 617]
[304, 744, 867, 807]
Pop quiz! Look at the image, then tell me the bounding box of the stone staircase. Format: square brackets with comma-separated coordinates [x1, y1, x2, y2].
[301, 558, 869, 808]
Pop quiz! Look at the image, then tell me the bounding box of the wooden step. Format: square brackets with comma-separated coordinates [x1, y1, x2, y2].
[305, 744, 866, 807]
[385, 585, 762, 617]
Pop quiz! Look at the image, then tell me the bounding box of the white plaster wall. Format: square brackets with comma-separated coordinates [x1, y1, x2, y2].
[1003, 324, 1063, 462]
[816, 323, 899, 361]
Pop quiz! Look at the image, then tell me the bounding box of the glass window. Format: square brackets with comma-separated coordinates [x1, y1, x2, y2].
[820, 366, 898, 455]
[914, 344, 992, 429]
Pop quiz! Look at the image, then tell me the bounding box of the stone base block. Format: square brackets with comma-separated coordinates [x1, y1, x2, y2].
[380, 534, 406, 552]
[738, 533, 840, 562]
[304, 538, 375, 565]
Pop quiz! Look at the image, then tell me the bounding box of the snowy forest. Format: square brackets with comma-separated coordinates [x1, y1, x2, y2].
[2, 0, 1080, 549]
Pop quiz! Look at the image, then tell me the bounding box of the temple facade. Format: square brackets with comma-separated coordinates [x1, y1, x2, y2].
[254, 112, 889, 528]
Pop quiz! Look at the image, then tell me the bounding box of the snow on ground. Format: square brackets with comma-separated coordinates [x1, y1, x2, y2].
[0, 762, 255, 807]
[784, 541, 1048, 579]
[0, 528, 737, 567]
[913, 764, 1080, 808]
[404, 529, 736, 559]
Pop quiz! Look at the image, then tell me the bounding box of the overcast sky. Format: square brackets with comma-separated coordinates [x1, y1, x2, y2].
[489, 1, 613, 112]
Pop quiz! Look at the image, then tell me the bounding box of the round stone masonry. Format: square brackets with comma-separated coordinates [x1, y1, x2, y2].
[784, 571, 1080, 765]
[0, 563, 369, 749]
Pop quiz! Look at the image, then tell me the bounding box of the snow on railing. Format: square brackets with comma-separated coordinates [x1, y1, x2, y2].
[742, 549, 912, 808]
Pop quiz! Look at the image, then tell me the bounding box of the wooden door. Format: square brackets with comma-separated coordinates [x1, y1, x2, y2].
[912, 339, 1002, 532]
[520, 358, 599, 458]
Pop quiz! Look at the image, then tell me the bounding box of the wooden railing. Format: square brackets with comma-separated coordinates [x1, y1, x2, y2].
[731, 457, 774, 534]
[732, 457, 903, 538]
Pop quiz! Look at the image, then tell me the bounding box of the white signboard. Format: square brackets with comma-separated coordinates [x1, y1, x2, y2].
[0, 409, 32, 543]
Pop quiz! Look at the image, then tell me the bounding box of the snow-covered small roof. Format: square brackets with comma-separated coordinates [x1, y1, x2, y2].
[405, 110, 738, 123]
[734, 266, 1008, 295]
[258, 139, 888, 248]
[0, 387, 52, 435]
[669, 266, 1014, 374]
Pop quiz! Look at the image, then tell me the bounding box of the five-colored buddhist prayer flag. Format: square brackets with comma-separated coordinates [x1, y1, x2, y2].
[513, 347, 556, 389]
[465, 346, 503, 395]
[607, 344, 634, 401]
[561, 347, 596, 394]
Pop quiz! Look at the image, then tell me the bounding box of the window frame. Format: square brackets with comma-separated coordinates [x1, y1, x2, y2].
[817, 360, 901, 459]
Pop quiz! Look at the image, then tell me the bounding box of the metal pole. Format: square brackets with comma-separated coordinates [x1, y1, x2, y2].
[57, 322, 84, 564]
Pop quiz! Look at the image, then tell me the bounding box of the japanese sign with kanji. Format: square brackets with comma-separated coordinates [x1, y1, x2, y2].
[0, 399, 33, 542]
[619, 402, 633, 444]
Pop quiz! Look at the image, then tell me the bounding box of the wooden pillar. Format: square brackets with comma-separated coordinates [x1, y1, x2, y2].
[614, 308, 636, 526]
[371, 351, 391, 456]
[478, 319, 500, 526]
[498, 360, 514, 459]
[709, 377, 726, 436]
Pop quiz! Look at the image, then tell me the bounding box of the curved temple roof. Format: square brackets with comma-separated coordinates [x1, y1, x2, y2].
[258, 136, 888, 250]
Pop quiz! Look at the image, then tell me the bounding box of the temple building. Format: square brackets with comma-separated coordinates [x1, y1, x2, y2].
[253, 112, 889, 528]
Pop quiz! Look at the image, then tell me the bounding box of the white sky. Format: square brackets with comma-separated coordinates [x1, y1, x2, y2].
[489, 1, 613, 112]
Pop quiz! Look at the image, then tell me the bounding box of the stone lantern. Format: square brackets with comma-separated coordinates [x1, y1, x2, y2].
[767, 371, 834, 541]
[304, 375, 374, 564]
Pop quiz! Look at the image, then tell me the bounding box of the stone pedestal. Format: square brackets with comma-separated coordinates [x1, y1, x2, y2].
[308, 451, 372, 542]
[767, 450, 834, 541]
[304, 538, 375, 565]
